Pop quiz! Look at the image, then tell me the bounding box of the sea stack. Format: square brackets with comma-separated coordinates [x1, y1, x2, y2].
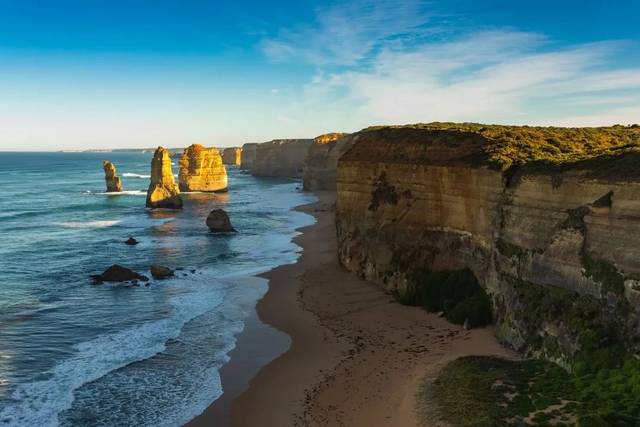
[102, 161, 123, 192]
[178, 144, 228, 192]
[240, 143, 258, 170]
[222, 147, 242, 166]
[146, 146, 183, 209]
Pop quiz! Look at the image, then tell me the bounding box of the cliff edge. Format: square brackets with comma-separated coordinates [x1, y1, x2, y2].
[251, 139, 313, 178]
[302, 133, 351, 191]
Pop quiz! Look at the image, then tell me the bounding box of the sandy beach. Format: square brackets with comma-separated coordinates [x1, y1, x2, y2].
[189, 191, 515, 427]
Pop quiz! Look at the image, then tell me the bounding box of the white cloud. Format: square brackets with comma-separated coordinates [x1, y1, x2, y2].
[261, 1, 640, 128]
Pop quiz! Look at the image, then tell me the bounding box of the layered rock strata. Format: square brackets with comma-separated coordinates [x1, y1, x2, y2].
[335, 123, 640, 364]
[251, 139, 313, 178]
[102, 160, 123, 192]
[146, 146, 183, 209]
[240, 143, 258, 170]
[222, 147, 242, 166]
[303, 133, 351, 191]
[178, 144, 227, 192]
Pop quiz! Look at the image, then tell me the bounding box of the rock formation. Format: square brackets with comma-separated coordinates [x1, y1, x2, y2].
[335, 123, 640, 364]
[150, 265, 174, 279]
[251, 139, 314, 178]
[206, 209, 236, 233]
[302, 133, 351, 191]
[146, 146, 183, 209]
[222, 147, 242, 166]
[178, 144, 227, 192]
[91, 265, 149, 283]
[102, 161, 123, 192]
[124, 237, 138, 245]
[240, 143, 258, 170]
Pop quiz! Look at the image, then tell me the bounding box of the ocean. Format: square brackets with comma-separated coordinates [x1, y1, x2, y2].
[0, 152, 315, 426]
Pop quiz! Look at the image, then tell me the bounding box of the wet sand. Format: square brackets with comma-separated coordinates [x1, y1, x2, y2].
[189, 191, 514, 426]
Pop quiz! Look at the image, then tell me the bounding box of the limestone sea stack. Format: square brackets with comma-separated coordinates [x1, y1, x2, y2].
[240, 143, 258, 170]
[146, 146, 183, 209]
[302, 132, 351, 191]
[251, 139, 313, 178]
[178, 144, 228, 192]
[335, 123, 640, 364]
[222, 147, 242, 166]
[102, 160, 123, 192]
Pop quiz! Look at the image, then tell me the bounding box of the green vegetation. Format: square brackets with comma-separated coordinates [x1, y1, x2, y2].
[362, 122, 640, 174]
[423, 355, 640, 426]
[396, 268, 492, 327]
[581, 253, 626, 296]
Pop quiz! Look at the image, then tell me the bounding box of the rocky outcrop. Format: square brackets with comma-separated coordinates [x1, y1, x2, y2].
[150, 265, 174, 279]
[222, 147, 242, 166]
[206, 209, 236, 233]
[146, 146, 183, 209]
[302, 133, 351, 191]
[240, 143, 258, 170]
[124, 237, 138, 245]
[102, 161, 123, 192]
[92, 265, 149, 283]
[335, 123, 640, 365]
[178, 144, 227, 192]
[252, 139, 314, 178]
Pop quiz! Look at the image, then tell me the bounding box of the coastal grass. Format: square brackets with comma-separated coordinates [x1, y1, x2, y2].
[423, 355, 640, 426]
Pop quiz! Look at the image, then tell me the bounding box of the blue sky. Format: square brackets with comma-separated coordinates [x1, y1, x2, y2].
[0, 0, 639, 150]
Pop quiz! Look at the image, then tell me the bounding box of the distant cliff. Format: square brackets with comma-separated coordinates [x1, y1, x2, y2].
[252, 139, 313, 178]
[240, 143, 258, 170]
[179, 144, 227, 192]
[222, 147, 242, 166]
[302, 133, 351, 191]
[335, 123, 640, 364]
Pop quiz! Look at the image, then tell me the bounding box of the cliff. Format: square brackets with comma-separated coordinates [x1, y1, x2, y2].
[102, 160, 123, 192]
[240, 143, 258, 170]
[146, 146, 183, 209]
[178, 144, 227, 192]
[302, 133, 351, 191]
[222, 147, 242, 166]
[335, 123, 640, 365]
[251, 139, 313, 178]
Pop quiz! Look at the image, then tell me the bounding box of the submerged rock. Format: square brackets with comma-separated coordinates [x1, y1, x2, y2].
[92, 264, 149, 283]
[150, 265, 174, 280]
[103, 160, 123, 192]
[146, 146, 183, 209]
[124, 237, 138, 245]
[179, 144, 228, 192]
[206, 209, 236, 233]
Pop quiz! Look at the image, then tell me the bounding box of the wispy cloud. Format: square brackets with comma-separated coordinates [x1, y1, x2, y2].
[262, 0, 640, 127]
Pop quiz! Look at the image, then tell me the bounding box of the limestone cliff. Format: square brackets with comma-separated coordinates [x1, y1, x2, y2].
[303, 133, 351, 191]
[240, 143, 258, 170]
[146, 146, 183, 209]
[335, 123, 640, 364]
[222, 147, 242, 166]
[102, 160, 123, 192]
[178, 144, 227, 192]
[252, 139, 313, 178]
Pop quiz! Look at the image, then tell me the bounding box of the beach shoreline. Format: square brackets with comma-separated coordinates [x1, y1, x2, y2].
[189, 191, 516, 427]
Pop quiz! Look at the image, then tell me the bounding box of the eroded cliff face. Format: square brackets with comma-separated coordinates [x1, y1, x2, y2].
[252, 139, 313, 178]
[335, 124, 640, 364]
[178, 144, 227, 192]
[302, 133, 351, 191]
[240, 143, 257, 170]
[222, 147, 242, 166]
[102, 160, 123, 192]
[146, 146, 183, 209]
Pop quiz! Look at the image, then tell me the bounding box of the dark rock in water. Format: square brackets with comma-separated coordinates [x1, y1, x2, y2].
[125, 237, 139, 245]
[150, 265, 174, 280]
[92, 264, 149, 283]
[206, 209, 236, 233]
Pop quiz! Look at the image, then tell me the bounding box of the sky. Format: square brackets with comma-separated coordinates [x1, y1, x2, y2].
[0, 0, 639, 150]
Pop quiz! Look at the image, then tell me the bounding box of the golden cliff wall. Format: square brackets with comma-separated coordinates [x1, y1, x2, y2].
[240, 143, 257, 170]
[251, 139, 313, 178]
[302, 133, 351, 191]
[336, 124, 640, 363]
[178, 144, 227, 192]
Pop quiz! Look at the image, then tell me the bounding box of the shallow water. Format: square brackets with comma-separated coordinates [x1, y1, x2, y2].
[0, 152, 315, 426]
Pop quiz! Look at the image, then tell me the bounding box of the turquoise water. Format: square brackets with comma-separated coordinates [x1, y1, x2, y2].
[0, 152, 315, 426]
